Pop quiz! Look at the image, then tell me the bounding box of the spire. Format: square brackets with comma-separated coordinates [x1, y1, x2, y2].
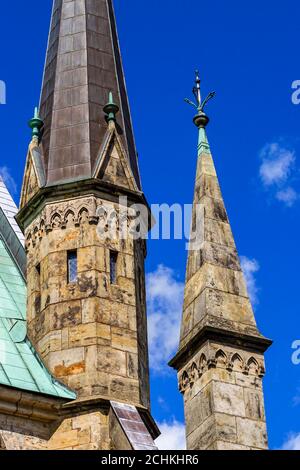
[38, 0, 140, 187]
[169, 72, 271, 451]
[171, 72, 271, 365]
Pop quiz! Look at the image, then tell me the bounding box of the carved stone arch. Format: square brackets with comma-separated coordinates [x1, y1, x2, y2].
[215, 349, 227, 367]
[32, 226, 39, 246]
[247, 356, 259, 375]
[64, 209, 75, 228]
[258, 363, 266, 378]
[76, 207, 89, 226]
[231, 352, 244, 372]
[179, 370, 189, 394]
[97, 206, 117, 240]
[39, 219, 45, 233]
[50, 212, 62, 229]
[25, 232, 32, 252]
[189, 362, 199, 385]
[199, 353, 207, 375]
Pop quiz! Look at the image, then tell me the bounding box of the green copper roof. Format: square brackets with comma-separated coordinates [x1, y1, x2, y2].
[198, 127, 211, 155]
[0, 207, 76, 400]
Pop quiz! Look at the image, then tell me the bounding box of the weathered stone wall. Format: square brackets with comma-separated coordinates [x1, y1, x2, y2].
[178, 341, 268, 450]
[25, 194, 150, 411]
[0, 412, 50, 450]
[47, 411, 110, 450]
[0, 409, 110, 450]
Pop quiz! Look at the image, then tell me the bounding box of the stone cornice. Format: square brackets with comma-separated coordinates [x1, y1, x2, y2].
[16, 178, 151, 232]
[60, 395, 160, 440]
[0, 388, 160, 440]
[0, 385, 67, 423]
[169, 325, 272, 371]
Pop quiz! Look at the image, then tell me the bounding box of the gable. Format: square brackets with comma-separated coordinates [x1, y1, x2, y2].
[93, 128, 138, 192]
[20, 144, 45, 209]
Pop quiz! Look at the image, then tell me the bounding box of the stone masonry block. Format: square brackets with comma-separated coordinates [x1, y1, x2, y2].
[212, 382, 246, 417]
[236, 417, 268, 449]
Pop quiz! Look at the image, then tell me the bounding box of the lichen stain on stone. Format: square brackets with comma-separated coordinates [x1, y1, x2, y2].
[54, 361, 85, 377]
[67, 283, 77, 296]
[53, 305, 81, 329]
[35, 295, 41, 314]
[128, 355, 137, 378]
[45, 295, 51, 307]
[78, 274, 98, 297]
[213, 200, 228, 223]
[35, 310, 45, 335]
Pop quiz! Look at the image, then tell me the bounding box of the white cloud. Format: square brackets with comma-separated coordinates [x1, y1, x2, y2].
[157, 396, 170, 412]
[147, 265, 184, 373]
[155, 419, 186, 450]
[293, 386, 300, 406]
[0, 166, 17, 195]
[276, 187, 298, 207]
[240, 256, 260, 306]
[259, 143, 295, 187]
[258, 142, 298, 207]
[293, 395, 300, 406]
[281, 433, 300, 450]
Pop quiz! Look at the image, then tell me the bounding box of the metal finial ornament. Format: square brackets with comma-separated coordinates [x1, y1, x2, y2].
[184, 70, 215, 128]
[103, 92, 119, 123]
[28, 107, 44, 142]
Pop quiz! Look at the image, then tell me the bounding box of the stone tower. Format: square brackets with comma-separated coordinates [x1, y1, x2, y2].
[169, 73, 272, 451]
[15, 0, 158, 450]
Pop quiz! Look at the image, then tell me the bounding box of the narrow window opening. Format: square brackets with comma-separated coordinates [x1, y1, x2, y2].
[137, 267, 142, 304]
[36, 263, 41, 276]
[35, 263, 41, 313]
[110, 251, 118, 285]
[137, 266, 145, 305]
[36, 263, 41, 289]
[67, 250, 78, 284]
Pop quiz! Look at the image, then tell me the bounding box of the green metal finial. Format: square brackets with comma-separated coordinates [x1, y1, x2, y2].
[184, 70, 216, 128]
[103, 92, 119, 123]
[28, 107, 44, 141]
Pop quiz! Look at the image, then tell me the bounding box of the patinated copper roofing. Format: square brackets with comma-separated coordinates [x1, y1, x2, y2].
[0, 202, 75, 400]
[39, 0, 141, 188]
[0, 177, 24, 246]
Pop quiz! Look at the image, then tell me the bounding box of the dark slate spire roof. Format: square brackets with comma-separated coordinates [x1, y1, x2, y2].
[39, 0, 141, 188]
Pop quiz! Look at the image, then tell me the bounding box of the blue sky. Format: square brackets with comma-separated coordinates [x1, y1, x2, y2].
[0, 0, 300, 450]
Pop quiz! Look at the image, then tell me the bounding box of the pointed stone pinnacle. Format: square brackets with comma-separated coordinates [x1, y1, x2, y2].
[28, 107, 44, 141]
[103, 92, 120, 123]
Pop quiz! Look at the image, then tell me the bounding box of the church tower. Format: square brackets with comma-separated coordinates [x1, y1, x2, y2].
[16, 0, 158, 450]
[169, 73, 272, 450]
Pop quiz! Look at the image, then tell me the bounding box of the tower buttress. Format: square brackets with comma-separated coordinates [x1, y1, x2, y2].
[169, 72, 272, 451]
